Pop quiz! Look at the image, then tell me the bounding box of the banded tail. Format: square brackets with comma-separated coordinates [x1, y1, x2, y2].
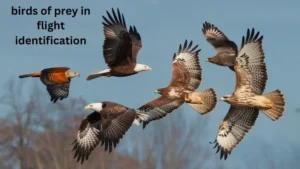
[261, 89, 286, 121]
[19, 72, 41, 78]
[187, 88, 217, 115]
[86, 69, 111, 81]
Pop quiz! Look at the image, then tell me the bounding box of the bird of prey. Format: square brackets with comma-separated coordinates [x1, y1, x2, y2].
[72, 101, 148, 164]
[211, 28, 286, 160]
[86, 8, 152, 81]
[136, 40, 217, 129]
[202, 21, 238, 71]
[19, 67, 79, 103]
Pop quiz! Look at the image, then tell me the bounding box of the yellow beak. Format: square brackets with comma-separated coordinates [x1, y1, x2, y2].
[84, 105, 91, 110]
[147, 67, 152, 71]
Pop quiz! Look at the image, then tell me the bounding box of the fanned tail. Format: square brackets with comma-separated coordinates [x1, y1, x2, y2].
[261, 89, 285, 121]
[188, 88, 217, 115]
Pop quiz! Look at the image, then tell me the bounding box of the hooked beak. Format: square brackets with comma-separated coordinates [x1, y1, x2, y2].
[220, 97, 225, 101]
[84, 105, 92, 110]
[206, 58, 210, 62]
[147, 67, 152, 71]
[154, 90, 159, 94]
[77, 73, 80, 77]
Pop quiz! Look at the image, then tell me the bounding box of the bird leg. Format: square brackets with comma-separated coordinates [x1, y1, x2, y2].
[264, 103, 273, 109]
[184, 93, 204, 104]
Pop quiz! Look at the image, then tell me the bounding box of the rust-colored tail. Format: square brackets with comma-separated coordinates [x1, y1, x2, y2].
[261, 89, 286, 121]
[188, 88, 217, 115]
[19, 72, 41, 78]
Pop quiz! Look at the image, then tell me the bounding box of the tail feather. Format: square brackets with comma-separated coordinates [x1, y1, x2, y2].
[261, 89, 286, 121]
[86, 69, 111, 81]
[19, 72, 41, 78]
[133, 112, 149, 126]
[188, 88, 217, 115]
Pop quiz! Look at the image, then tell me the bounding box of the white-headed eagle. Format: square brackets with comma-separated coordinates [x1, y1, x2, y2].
[72, 101, 148, 164]
[86, 8, 152, 80]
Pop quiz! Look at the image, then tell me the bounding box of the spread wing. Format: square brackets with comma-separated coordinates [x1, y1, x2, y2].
[102, 8, 135, 67]
[168, 40, 202, 91]
[129, 25, 142, 63]
[234, 28, 265, 95]
[137, 96, 185, 129]
[202, 22, 238, 57]
[72, 103, 135, 164]
[46, 83, 70, 103]
[40, 67, 70, 85]
[211, 106, 259, 160]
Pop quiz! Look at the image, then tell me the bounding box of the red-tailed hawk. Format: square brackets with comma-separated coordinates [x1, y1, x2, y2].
[72, 101, 148, 164]
[19, 67, 79, 103]
[211, 28, 286, 160]
[136, 40, 217, 128]
[86, 8, 152, 81]
[202, 21, 238, 71]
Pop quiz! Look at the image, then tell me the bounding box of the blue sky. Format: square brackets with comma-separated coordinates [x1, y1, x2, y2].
[1, 0, 300, 168]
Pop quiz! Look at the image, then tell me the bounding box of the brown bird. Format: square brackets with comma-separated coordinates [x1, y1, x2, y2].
[86, 8, 152, 81]
[202, 21, 238, 71]
[211, 28, 286, 160]
[136, 40, 217, 129]
[19, 67, 79, 103]
[72, 101, 148, 164]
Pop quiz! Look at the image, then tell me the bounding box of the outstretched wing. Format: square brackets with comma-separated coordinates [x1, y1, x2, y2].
[168, 40, 202, 91]
[234, 28, 265, 95]
[129, 25, 142, 63]
[202, 22, 238, 58]
[137, 96, 185, 129]
[46, 82, 70, 103]
[72, 103, 135, 164]
[211, 106, 259, 160]
[102, 8, 133, 67]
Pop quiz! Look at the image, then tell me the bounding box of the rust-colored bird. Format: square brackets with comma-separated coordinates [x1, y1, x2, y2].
[19, 67, 79, 103]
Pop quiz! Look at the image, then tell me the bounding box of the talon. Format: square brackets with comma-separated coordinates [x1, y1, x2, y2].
[196, 99, 204, 104]
[265, 103, 272, 109]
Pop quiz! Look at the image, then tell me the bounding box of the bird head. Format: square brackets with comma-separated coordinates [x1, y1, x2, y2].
[220, 95, 232, 103]
[206, 57, 214, 63]
[134, 64, 152, 72]
[65, 70, 80, 78]
[84, 103, 105, 112]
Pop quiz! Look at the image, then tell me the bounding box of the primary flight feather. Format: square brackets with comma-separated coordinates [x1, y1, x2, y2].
[136, 40, 217, 129]
[86, 8, 151, 80]
[211, 28, 286, 160]
[19, 67, 79, 103]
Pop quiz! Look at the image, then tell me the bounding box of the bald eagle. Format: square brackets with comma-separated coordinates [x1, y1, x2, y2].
[72, 101, 148, 164]
[136, 40, 217, 129]
[19, 67, 79, 103]
[86, 8, 152, 81]
[202, 21, 238, 71]
[211, 28, 286, 160]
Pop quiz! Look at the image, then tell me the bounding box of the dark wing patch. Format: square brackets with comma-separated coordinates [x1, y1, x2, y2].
[169, 40, 202, 91]
[137, 96, 184, 129]
[102, 8, 133, 67]
[234, 28, 265, 95]
[129, 25, 142, 63]
[72, 108, 136, 164]
[211, 106, 259, 160]
[46, 82, 70, 103]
